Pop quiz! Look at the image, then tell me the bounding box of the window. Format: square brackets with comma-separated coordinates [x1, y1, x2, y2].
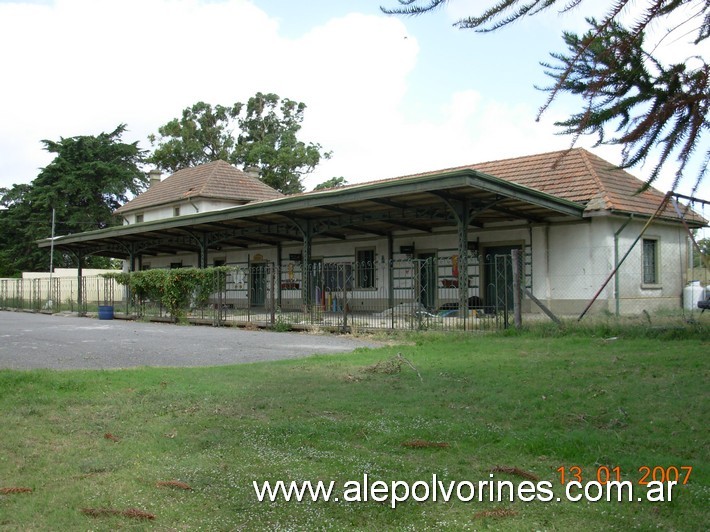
[356, 249, 376, 289]
[642, 238, 659, 285]
[135, 214, 144, 223]
[173, 206, 181, 217]
[213, 258, 226, 267]
[170, 261, 183, 269]
[323, 263, 352, 291]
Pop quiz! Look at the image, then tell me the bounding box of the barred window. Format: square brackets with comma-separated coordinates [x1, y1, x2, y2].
[642, 239, 658, 284]
[356, 249, 376, 289]
[323, 263, 352, 291]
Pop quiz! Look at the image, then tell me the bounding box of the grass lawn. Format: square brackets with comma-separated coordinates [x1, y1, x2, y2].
[0, 326, 707, 530]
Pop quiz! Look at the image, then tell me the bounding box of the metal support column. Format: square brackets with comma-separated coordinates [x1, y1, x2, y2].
[301, 220, 312, 313]
[127, 244, 136, 316]
[276, 241, 283, 309]
[201, 232, 209, 268]
[456, 200, 470, 326]
[387, 232, 394, 329]
[431, 193, 471, 327]
[511, 248, 522, 328]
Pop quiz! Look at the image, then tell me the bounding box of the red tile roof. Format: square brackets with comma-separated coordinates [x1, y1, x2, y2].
[116, 150, 704, 226]
[114, 160, 284, 215]
[381, 148, 703, 224]
[469, 148, 703, 223]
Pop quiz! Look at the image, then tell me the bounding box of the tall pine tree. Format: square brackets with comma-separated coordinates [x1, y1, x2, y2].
[0, 125, 145, 276]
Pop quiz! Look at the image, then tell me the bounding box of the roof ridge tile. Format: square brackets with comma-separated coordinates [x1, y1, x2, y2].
[578, 149, 612, 210]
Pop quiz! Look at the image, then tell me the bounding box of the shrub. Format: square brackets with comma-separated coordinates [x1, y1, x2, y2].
[103, 267, 229, 321]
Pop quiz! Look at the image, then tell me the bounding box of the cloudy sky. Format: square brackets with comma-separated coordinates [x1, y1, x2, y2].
[0, 0, 707, 199]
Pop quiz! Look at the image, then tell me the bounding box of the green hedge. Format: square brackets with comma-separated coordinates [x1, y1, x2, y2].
[103, 267, 229, 320]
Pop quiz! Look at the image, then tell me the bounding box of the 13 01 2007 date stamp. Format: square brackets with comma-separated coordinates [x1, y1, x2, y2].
[556, 465, 693, 486]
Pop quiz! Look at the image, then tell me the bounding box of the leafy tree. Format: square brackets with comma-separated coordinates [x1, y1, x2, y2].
[0, 125, 145, 276]
[148, 93, 331, 194]
[313, 176, 349, 191]
[235, 93, 332, 194]
[692, 237, 709, 268]
[147, 102, 241, 172]
[382, 0, 709, 192]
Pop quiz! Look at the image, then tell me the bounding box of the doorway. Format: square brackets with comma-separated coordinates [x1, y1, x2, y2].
[250, 263, 267, 307]
[416, 252, 437, 311]
[309, 259, 323, 307]
[483, 245, 521, 313]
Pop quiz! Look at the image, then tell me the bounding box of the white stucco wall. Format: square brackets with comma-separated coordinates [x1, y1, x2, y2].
[129, 216, 688, 316]
[124, 199, 243, 225]
[529, 216, 686, 314]
[539, 220, 614, 305]
[614, 219, 686, 312]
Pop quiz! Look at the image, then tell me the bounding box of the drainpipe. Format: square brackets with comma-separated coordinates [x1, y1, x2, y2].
[527, 225, 533, 293]
[614, 215, 634, 316]
[543, 224, 551, 306]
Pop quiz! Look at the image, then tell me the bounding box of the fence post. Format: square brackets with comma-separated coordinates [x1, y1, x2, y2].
[52, 277, 58, 313]
[512, 249, 522, 329]
[270, 262, 276, 327]
[217, 269, 223, 326]
[341, 265, 348, 332]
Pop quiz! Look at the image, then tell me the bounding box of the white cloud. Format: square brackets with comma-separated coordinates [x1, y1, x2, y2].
[0, 0, 280, 186]
[0, 0, 696, 198]
[0, 0, 422, 188]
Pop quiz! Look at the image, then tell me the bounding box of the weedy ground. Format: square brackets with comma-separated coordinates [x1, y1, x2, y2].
[0, 322, 707, 530]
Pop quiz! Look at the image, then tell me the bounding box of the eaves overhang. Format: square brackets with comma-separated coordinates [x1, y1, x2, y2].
[38, 169, 586, 257]
[606, 209, 708, 228]
[243, 169, 585, 218]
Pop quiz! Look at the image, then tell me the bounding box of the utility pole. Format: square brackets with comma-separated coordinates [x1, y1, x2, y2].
[49, 208, 56, 273]
[47, 208, 56, 310]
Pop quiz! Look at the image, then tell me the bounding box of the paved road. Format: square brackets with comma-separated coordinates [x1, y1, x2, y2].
[0, 311, 378, 370]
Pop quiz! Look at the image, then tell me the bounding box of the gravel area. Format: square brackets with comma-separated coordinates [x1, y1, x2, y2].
[0, 311, 379, 370]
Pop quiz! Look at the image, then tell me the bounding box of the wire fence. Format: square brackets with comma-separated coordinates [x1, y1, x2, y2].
[0, 276, 120, 315]
[0, 255, 521, 331]
[207, 255, 519, 331]
[2, 249, 707, 330]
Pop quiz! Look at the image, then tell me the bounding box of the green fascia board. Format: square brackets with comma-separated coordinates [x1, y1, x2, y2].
[607, 208, 708, 228]
[460, 170, 584, 218]
[246, 169, 584, 216]
[38, 169, 584, 248]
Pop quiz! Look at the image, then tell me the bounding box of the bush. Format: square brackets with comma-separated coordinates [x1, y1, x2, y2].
[103, 267, 229, 321]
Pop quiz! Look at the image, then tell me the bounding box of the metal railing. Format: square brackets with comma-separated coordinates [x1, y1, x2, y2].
[3, 247, 703, 329]
[0, 255, 521, 331]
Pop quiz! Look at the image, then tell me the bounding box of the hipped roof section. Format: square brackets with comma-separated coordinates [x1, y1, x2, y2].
[308, 148, 704, 224]
[461, 148, 703, 224]
[114, 160, 284, 215]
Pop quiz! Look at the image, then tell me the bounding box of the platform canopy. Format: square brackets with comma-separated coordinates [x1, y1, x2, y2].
[38, 168, 586, 265]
